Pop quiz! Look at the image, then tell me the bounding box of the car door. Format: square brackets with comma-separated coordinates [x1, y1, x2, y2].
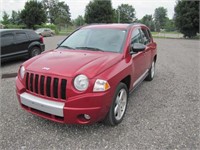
[14, 31, 29, 56]
[1, 32, 15, 59]
[140, 27, 156, 70]
[130, 27, 147, 87]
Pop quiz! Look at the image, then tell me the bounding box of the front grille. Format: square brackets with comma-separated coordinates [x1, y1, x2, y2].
[25, 72, 67, 100]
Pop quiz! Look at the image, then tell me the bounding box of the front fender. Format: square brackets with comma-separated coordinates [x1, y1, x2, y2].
[94, 58, 132, 108]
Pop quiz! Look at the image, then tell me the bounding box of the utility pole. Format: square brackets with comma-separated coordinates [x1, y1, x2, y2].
[118, 10, 120, 23]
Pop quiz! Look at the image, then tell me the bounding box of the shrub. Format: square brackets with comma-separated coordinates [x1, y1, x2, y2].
[5, 24, 26, 29]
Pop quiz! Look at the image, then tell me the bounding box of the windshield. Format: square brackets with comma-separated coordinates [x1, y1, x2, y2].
[59, 28, 127, 53]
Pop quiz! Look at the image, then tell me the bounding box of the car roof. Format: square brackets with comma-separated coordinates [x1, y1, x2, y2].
[82, 23, 146, 30]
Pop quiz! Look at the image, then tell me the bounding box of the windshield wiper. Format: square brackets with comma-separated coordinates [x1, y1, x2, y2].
[76, 46, 104, 52]
[59, 45, 75, 50]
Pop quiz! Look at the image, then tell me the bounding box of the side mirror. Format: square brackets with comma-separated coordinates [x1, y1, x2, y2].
[130, 43, 146, 54]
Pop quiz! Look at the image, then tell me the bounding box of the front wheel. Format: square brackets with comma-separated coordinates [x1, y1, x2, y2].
[145, 60, 156, 81]
[103, 82, 128, 126]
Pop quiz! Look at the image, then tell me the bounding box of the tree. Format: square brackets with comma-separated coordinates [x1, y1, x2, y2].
[174, 0, 199, 38]
[85, 0, 113, 23]
[112, 9, 118, 23]
[73, 15, 85, 27]
[164, 18, 176, 32]
[42, 0, 57, 23]
[1, 11, 10, 25]
[42, 0, 71, 25]
[20, 0, 47, 29]
[116, 4, 136, 23]
[154, 7, 167, 31]
[54, 2, 71, 27]
[10, 11, 22, 25]
[140, 15, 155, 31]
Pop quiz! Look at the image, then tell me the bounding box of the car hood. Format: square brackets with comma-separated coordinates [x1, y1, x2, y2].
[25, 49, 123, 78]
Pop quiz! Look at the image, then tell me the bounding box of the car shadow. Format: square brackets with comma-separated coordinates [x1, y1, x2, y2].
[1, 58, 26, 67]
[27, 114, 116, 135]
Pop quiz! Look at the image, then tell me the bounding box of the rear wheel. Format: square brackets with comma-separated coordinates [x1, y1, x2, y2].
[103, 82, 128, 126]
[29, 47, 41, 58]
[145, 60, 155, 81]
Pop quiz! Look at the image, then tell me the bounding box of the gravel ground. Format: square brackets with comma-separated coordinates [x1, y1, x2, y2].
[0, 37, 199, 150]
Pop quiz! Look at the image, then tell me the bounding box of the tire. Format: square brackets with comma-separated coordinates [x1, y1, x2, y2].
[145, 60, 156, 81]
[29, 47, 41, 58]
[103, 82, 128, 126]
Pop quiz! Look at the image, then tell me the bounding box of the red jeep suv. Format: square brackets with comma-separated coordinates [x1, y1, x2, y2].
[16, 24, 157, 126]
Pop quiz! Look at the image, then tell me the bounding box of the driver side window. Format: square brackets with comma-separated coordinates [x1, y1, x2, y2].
[140, 29, 151, 45]
[131, 29, 143, 44]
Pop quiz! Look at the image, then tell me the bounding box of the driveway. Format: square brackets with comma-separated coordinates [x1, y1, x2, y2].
[1, 37, 199, 149]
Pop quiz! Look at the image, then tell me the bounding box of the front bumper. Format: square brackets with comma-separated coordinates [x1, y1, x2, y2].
[20, 92, 64, 117]
[16, 77, 112, 124]
[40, 44, 45, 52]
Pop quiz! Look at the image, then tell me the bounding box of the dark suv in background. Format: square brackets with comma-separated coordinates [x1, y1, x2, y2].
[0, 29, 45, 62]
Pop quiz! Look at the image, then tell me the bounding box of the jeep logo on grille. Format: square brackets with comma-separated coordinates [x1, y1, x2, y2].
[42, 67, 50, 70]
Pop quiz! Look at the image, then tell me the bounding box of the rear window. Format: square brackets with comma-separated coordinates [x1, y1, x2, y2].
[27, 31, 39, 40]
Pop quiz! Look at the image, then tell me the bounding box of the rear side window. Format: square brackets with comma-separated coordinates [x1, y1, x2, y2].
[16, 32, 27, 41]
[1, 33, 14, 46]
[131, 28, 143, 44]
[28, 31, 39, 40]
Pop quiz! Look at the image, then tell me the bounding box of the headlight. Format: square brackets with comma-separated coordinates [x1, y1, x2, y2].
[74, 74, 89, 91]
[20, 66, 25, 79]
[93, 79, 110, 92]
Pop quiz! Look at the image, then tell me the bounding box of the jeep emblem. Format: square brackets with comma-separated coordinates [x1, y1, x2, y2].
[42, 67, 50, 70]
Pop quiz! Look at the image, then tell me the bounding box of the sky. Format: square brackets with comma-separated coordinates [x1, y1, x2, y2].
[0, 0, 177, 20]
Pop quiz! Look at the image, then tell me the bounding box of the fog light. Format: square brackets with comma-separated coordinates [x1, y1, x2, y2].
[84, 114, 91, 120]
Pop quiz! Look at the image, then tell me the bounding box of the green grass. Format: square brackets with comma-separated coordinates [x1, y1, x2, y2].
[153, 33, 200, 40]
[58, 30, 74, 35]
[153, 36, 179, 39]
[151, 31, 181, 35]
[189, 35, 200, 40]
[151, 31, 183, 39]
[151, 32, 159, 35]
[165, 31, 180, 34]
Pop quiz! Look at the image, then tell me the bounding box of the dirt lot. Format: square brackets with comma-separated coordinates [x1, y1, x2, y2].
[1, 37, 199, 149]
